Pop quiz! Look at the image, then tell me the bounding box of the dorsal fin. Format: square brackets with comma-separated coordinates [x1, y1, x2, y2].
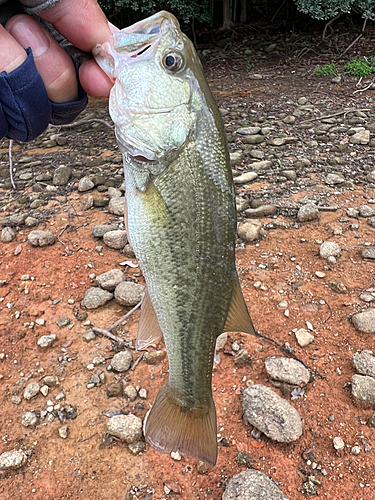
[136, 286, 163, 350]
[223, 274, 256, 335]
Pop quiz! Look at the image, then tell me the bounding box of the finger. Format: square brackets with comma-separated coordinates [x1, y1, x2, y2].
[79, 59, 112, 97]
[0, 24, 27, 73]
[40, 0, 112, 52]
[6, 15, 78, 103]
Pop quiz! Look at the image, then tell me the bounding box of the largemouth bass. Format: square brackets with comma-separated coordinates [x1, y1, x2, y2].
[94, 11, 256, 466]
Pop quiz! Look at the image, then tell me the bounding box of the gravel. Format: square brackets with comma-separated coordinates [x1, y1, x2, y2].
[242, 384, 303, 442]
[107, 414, 143, 443]
[222, 470, 289, 500]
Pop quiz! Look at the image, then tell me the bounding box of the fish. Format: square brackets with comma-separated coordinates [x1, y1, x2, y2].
[94, 11, 256, 466]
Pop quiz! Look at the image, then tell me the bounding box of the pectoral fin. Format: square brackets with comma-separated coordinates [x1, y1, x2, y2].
[136, 286, 163, 350]
[223, 274, 256, 335]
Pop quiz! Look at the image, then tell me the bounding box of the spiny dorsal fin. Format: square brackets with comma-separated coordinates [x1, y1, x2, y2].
[145, 383, 217, 467]
[136, 286, 163, 350]
[222, 274, 256, 335]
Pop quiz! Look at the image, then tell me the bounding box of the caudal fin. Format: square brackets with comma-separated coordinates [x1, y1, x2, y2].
[145, 383, 217, 466]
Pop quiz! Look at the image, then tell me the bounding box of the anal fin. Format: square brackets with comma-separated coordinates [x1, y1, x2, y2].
[145, 383, 217, 467]
[223, 274, 256, 335]
[136, 286, 163, 350]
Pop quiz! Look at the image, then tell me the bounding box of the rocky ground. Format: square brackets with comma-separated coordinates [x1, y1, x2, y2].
[0, 33, 375, 500]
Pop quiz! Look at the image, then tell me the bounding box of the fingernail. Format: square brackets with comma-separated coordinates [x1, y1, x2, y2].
[7, 16, 50, 58]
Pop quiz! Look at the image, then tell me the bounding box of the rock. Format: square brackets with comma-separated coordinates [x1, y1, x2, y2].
[333, 436, 345, 450]
[107, 187, 122, 198]
[353, 350, 375, 378]
[83, 330, 96, 342]
[92, 224, 117, 238]
[1, 227, 16, 243]
[144, 351, 166, 364]
[237, 220, 261, 242]
[325, 173, 345, 185]
[351, 374, 375, 404]
[128, 441, 146, 454]
[78, 177, 95, 192]
[96, 269, 125, 291]
[80, 195, 94, 211]
[24, 217, 39, 227]
[235, 450, 252, 466]
[53, 166, 71, 186]
[37, 334, 56, 347]
[350, 129, 370, 144]
[241, 135, 264, 145]
[346, 208, 359, 218]
[267, 137, 286, 146]
[265, 357, 310, 386]
[297, 203, 319, 222]
[111, 350, 132, 372]
[107, 414, 142, 443]
[319, 241, 341, 259]
[242, 384, 303, 442]
[362, 247, 375, 259]
[236, 126, 261, 135]
[352, 309, 375, 333]
[81, 287, 113, 309]
[123, 243, 136, 257]
[359, 205, 374, 218]
[57, 316, 70, 328]
[124, 385, 138, 401]
[222, 470, 289, 500]
[0, 450, 27, 470]
[106, 382, 124, 397]
[40, 385, 49, 397]
[366, 171, 375, 183]
[249, 160, 272, 170]
[43, 376, 59, 387]
[22, 411, 38, 427]
[368, 217, 375, 228]
[1, 213, 27, 227]
[233, 172, 258, 184]
[24, 382, 40, 400]
[28, 230, 55, 247]
[229, 152, 243, 166]
[295, 328, 314, 347]
[109, 196, 125, 216]
[244, 205, 277, 218]
[103, 230, 127, 250]
[114, 281, 144, 306]
[58, 425, 69, 439]
[283, 170, 297, 181]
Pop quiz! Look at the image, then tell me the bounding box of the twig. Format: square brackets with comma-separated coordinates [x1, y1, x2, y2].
[57, 224, 69, 245]
[356, 76, 363, 87]
[353, 81, 374, 94]
[9, 139, 16, 190]
[78, 433, 97, 443]
[299, 108, 370, 124]
[92, 301, 142, 344]
[50, 118, 114, 130]
[359, 278, 375, 296]
[322, 13, 340, 40]
[131, 353, 144, 371]
[106, 301, 142, 332]
[340, 33, 363, 58]
[271, 0, 287, 23]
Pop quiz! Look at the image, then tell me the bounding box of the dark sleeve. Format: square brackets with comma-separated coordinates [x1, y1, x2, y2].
[0, 47, 87, 142]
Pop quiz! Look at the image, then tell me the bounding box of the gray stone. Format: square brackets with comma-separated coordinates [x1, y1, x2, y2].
[107, 414, 142, 443]
[81, 287, 113, 309]
[359, 205, 374, 218]
[242, 384, 303, 442]
[124, 385, 138, 401]
[28, 230, 55, 247]
[319, 241, 341, 259]
[241, 135, 264, 145]
[350, 129, 370, 144]
[29, 199, 45, 209]
[59, 425, 69, 439]
[111, 350, 132, 372]
[24, 217, 39, 227]
[283, 170, 297, 181]
[346, 208, 359, 218]
[109, 196, 125, 216]
[37, 334, 56, 347]
[0, 450, 26, 470]
[237, 220, 261, 242]
[325, 173, 345, 185]
[295, 328, 314, 347]
[92, 224, 116, 238]
[22, 411, 38, 427]
[57, 316, 70, 328]
[53, 166, 71, 186]
[368, 217, 375, 228]
[222, 470, 289, 500]
[362, 247, 375, 259]
[107, 187, 122, 198]
[24, 382, 40, 400]
[83, 330, 96, 342]
[236, 126, 261, 135]
[249, 160, 272, 170]
[249, 150, 265, 159]
[351, 374, 375, 404]
[265, 357, 310, 386]
[103, 230, 127, 250]
[233, 172, 257, 184]
[40, 385, 49, 397]
[1, 213, 27, 227]
[297, 204, 319, 222]
[78, 177, 95, 192]
[229, 152, 243, 166]
[352, 309, 375, 333]
[244, 205, 277, 218]
[128, 441, 146, 454]
[353, 350, 375, 378]
[1, 227, 16, 243]
[43, 376, 59, 387]
[366, 171, 375, 183]
[80, 195, 94, 211]
[267, 138, 286, 146]
[96, 269, 125, 291]
[114, 281, 144, 306]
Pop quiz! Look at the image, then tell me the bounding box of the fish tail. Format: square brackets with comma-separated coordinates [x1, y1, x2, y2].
[145, 383, 217, 467]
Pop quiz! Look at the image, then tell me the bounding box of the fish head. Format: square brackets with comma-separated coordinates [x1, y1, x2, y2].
[94, 11, 203, 165]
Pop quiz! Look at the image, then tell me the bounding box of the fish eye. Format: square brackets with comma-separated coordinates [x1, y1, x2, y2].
[162, 52, 183, 72]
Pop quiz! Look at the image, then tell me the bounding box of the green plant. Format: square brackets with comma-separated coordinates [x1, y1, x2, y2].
[277, 159, 284, 169]
[294, 0, 375, 21]
[344, 57, 375, 77]
[246, 62, 254, 72]
[315, 61, 337, 77]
